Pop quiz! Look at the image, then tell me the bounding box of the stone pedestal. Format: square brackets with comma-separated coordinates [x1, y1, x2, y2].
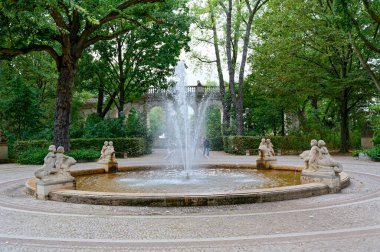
[256, 158, 277, 169]
[301, 170, 341, 193]
[36, 176, 75, 200]
[0, 143, 8, 160]
[98, 159, 118, 173]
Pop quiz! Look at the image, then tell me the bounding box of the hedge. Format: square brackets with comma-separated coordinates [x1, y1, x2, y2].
[223, 135, 343, 155]
[13, 137, 146, 159]
[16, 148, 100, 165]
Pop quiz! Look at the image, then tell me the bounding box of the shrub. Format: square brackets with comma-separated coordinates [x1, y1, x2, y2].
[66, 149, 99, 161]
[82, 114, 126, 138]
[70, 138, 145, 157]
[16, 147, 47, 165]
[17, 148, 101, 165]
[13, 137, 147, 159]
[209, 137, 224, 151]
[13, 140, 49, 158]
[365, 146, 380, 161]
[223, 136, 261, 155]
[223, 135, 343, 155]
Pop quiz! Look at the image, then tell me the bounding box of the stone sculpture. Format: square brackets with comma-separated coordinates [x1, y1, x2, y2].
[99, 141, 116, 161]
[266, 139, 275, 157]
[257, 138, 276, 169]
[35, 145, 76, 179]
[303, 139, 342, 174]
[55, 146, 76, 177]
[258, 138, 275, 158]
[34, 145, 76, 200]
[34, 145, 58, 179]
[301, 139, 343, 192]
[258, 138, 268, 158]
[98, 140, 118, 172]
[317, 140, 343, 173]
[100, 141, 108, 159]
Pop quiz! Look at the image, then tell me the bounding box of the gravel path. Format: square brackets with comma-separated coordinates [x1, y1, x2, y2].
[0, 151, 379, 251]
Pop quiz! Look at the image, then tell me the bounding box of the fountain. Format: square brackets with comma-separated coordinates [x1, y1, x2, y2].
[164, 61, 210, 177]
[26, 62, 350, 206]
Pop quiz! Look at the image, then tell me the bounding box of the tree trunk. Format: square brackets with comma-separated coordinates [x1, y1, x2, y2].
[97, 84, 104, 116]
[54, 54, 77, 150]
[211, 7, 230, 134]
[281, 108, 285, 136]
[339, 87, 350, 152]
[117, 38, 125, 116]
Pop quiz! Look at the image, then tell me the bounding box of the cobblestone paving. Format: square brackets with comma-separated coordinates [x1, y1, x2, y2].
[0, 151, 379, 251]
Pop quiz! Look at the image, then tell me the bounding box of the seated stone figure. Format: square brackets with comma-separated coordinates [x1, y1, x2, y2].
[106, 141, 116, 159]
[266, 139, 275, 157]
[99, 141, 116, 162]
[304, 139, 343, 174]
[55, 146, 76, 177]
[317, 140, 342, 174]
[34, 145, 57, 179]
[258, 138, 268, 158]
[100, 141, 109, 159]
[304, 139, 319, 171]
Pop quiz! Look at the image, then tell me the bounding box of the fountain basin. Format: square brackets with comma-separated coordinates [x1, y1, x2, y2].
[25, 164, 350, 207]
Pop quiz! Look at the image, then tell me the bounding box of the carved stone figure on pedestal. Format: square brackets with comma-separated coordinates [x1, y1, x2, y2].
[34, 145, 58, 179]
[266, 139, 275, 157]
[100, 141, 108, 159]
[317, 140, 343, 174]
[301, 139, 343, 193]
[258, 138, 268, 158]
[34, 145, 76, 200]
[55, 146, 76, 178]
[257, 138, 276, 169]
[97, 140, 118, 173]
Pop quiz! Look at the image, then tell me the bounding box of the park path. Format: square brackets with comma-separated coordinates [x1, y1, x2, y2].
[0, 150, 379, 251]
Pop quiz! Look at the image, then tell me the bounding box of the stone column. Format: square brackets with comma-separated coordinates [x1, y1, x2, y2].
[0, 131, 8, 161]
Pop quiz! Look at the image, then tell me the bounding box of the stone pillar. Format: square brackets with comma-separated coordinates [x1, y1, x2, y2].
[0, 143, 8, 160]
[0, 131, 8, 161]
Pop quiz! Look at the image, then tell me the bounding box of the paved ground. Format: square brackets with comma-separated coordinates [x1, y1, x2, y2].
[0, 150, 379, 251]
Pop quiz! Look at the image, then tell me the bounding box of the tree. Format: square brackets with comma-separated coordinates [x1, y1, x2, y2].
[191, 0, 268, 135]
[82, 18, 190, 118]
[0, 74, 43, 139]
[336, 0, 380, 91]
[251, 0, 378, 152]
[0, 0, 186, 150]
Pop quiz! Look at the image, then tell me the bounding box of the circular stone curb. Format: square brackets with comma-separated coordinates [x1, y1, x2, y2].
[25, 164, 350, 207]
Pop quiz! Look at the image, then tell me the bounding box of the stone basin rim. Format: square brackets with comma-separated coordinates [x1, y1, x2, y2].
[25, 164, 350, 207]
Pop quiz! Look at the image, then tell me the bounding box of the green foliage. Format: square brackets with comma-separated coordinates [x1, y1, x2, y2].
[148, 107, 166, 139]
[125, 110, 147, 138]
[70, 138, 145, 157]
[352, 146, 380, 161]
[205, 106, 223, 151]
[13, 140, 49, 158]
[17, 148, 100, 165]
[366, 146, 380, 162]
[13, 137, 146, 160]
[65, 149, 99, 161]
[16, 148, 47, 165]
[0, 74, 44, 139]
[223, 136, 262, 155]
[223, 134, 353, 155]
[81, 114, 126, 138]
